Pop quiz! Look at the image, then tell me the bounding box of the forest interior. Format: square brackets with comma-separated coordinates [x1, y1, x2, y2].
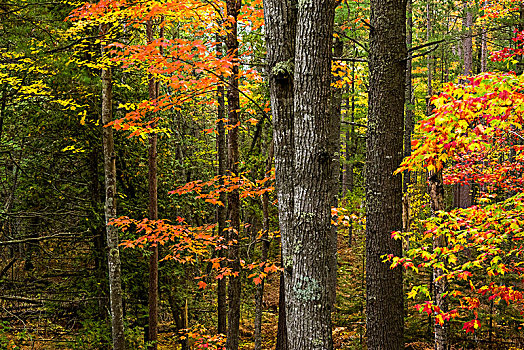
[2, 0, 524, 349]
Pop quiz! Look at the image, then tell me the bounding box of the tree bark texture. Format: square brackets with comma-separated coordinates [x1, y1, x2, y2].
[263, 1, 297, 349]
[366, 0, 406, 348]
[404, 0, 414, 194]
[215, 34, 228, 337]
[454, 7, 474, 209]
[225, 1, 242, 349]
[146, 19, 159, 350]
[288, 2, 337, 349]
[426, 0, 433, 103]
[100, 24, 126, 350]
[463, 9, 473, 76]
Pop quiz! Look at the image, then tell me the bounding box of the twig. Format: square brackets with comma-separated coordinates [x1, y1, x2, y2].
[0, 233, 78, 246]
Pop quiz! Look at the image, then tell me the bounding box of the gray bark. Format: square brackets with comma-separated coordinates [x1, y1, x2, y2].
[263, 1, 297, 349]
[288, 1, 337, 349]
[454, 7, 473, 209]
[265, 1, 338, 349]
[100, 23, 126, 350]
[366, 0, 406, 348]
[463, 9, 473, 76]
[481, 1, 487, 73]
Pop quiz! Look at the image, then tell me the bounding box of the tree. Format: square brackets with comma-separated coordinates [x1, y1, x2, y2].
[366, 0, 406, 349]
[289, 2, 338, 348]
[100, 23, 126, 350]
[262, 1, 297, 349]
[264, 1, 338, 349]
[146, 17, 160, 350]
[225, 1, 242, 349]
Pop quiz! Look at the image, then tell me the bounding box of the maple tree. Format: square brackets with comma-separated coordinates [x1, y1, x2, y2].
[392, 17, 524, 343]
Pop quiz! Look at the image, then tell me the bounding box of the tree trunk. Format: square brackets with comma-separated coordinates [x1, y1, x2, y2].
[225, 1, 242, 349]
[254, 142, 273, 350]
[428, 171, 449, 350]
[100, 23, 126, 350]
[262, 1, 297, 349]
[426, 0, 433, 120]
[215, 36, 228, 336]
[288, 2, 337, 349]
[404, 0, 414, 194]
[463, 9, 473, 76]
[146, 18, 159, 350]
[332, 38, 343, 201]
[481, 21, 487, 73]
[454, 7, 474, 209]
[89, 148, 108, 321]
[366, 0, 406, 348]
[329, 36, 343, 304]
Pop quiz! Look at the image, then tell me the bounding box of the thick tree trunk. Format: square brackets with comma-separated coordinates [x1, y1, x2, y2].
[225, 1, 242, 349]
[254, 142, 273, 350]
[215, 37, 228, 336]
[262, 1, 297, 349]
[366, 0, 406, 348]
[146, 18, 159, 350]
[288, 2, 337, 349]
[100, 24, 126, 350]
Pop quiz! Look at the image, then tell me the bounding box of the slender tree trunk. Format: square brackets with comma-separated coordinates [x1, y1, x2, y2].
[366, 0, 406, 348]
[225, 1, 242, 349]
[288, 2, 337, 349]
[349, 58, 356, 195]
[215, 36, 228, 336]
[89, 148, 108, 320]
[0, 87, 6, 139]
[342, 96, 348, 194]
[262, 1, 297, 349]
[332, 38, 343, 200]
[146, 18, 159, 350]
[329, 37, 343, 305]
[254, 142, 273, 350]
[404, 0, 413, 194]
[428, 171, 449, 350]
[463, 9, 473, 76]
[481, 23, 487, 73]
[100, 23, 126, 350]
[426, 0, 433, 115]
[454, 7, 473, 209]
[346, 63, 356, 246]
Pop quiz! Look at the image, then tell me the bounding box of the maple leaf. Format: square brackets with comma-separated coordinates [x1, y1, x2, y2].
[463, 319, 481, 333]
